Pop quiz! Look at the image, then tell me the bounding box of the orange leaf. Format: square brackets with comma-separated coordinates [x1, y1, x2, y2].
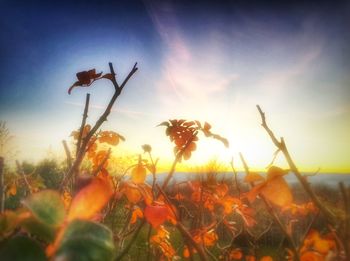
[260, 175, 293, 207]
[150, 226, 176, 259]
[300, 251, 324, 261]
[130, 208, 143, 224]
[229, 249, 243, 260]
[67, 176, 113, 222]
[260, 256, 273, 261]
[183, 247, 190, 258]
[144, 203, 170, 228]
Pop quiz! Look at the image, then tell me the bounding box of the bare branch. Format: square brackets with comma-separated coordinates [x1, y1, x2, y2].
[256, 105, 337, 226]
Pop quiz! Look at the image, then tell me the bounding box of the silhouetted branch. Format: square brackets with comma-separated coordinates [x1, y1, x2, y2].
[60, 62, 138, 189]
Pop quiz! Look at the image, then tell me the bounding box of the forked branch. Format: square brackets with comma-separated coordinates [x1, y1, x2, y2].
[61, 62, 138, 189]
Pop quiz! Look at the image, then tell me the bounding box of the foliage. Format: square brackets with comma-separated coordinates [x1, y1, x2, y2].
[0, 63, 348, 261]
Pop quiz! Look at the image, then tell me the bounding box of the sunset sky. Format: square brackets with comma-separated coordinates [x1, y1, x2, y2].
[0, 0, 349, 172]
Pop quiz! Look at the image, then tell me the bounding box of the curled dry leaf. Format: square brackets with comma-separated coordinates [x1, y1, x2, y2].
[245, 166, 293, 207]
[68, 69, 103, 94]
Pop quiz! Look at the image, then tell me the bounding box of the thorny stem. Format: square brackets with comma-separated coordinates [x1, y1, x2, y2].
[256, 105, 337, 227]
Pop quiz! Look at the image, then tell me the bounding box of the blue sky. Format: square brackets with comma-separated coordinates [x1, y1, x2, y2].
[0, 0, 349, 172]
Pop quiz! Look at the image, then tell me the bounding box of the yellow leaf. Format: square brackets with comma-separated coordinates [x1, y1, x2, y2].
[131, 163, 146, 184]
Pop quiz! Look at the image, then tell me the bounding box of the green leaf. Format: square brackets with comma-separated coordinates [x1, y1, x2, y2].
[22, 190, 65, 227]
[21, 217, 56, 242]
[55, 219, 115, 261]
[0, 236, 47, 261]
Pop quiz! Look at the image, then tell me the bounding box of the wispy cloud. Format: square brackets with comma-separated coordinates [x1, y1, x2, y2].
[146, 1, 239, 110]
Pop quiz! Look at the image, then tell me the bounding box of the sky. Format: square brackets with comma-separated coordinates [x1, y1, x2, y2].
[0, 0, 349, 173]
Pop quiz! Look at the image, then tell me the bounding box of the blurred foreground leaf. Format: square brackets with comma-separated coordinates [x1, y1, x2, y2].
[22, 190, 66, 227]
[54, 219, 115, 261]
